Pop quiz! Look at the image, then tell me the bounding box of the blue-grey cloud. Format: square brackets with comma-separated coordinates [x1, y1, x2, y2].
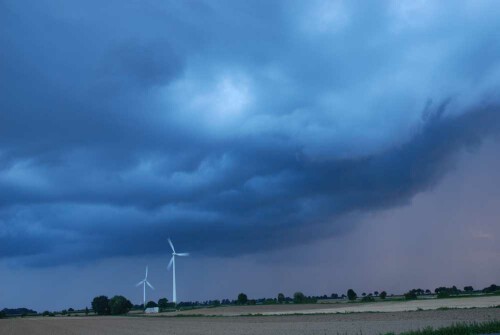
[1, 0, 500, 266]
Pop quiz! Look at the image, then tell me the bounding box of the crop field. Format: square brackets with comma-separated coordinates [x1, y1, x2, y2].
[167, 295, 500, 316]
[1, 307, 500, 335]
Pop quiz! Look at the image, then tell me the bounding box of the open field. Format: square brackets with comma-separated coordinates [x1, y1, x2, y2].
[1, 308, 500, 335]
[167, 295, 500, 316]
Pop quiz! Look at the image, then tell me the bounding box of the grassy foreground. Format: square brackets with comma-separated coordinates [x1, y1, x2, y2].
[382, 321, 500, 335]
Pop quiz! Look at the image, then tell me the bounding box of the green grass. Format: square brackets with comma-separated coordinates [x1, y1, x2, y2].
[381, 321, 500, 335]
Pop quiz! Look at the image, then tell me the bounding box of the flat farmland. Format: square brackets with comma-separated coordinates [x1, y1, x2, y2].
[170, 295, 500, 316]
[1, 308, 500, 335]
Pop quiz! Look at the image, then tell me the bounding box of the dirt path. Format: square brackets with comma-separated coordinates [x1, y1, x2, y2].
[1, 308, 500, 335]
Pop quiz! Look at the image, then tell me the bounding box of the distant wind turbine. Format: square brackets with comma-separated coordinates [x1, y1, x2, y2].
[167, 238, 189, 304]
[135, 266, 154, 307]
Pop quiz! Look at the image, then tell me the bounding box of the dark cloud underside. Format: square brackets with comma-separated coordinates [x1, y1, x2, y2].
[1, 0, 500, 266]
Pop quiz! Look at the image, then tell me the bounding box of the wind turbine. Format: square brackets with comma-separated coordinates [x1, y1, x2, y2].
[135, 266, 154, 308]
[167, 238, 189, 304]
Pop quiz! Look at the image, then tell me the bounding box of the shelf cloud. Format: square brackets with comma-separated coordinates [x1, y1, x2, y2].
[1, 0, 500, 267]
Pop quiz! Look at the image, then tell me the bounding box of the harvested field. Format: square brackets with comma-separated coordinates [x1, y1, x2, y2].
[169, 295, 500, 316]
[1, 308, 500, 335]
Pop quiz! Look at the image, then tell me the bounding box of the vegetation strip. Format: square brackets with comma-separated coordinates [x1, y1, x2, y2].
[381, 321, 500, 335]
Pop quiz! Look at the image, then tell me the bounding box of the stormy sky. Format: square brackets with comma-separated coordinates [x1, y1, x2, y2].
[1, 0, 500, 311]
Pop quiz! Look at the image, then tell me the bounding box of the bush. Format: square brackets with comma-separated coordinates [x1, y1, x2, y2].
[434, 286, 461, 296]
[482, 284, 499, 294]
[145, 301, 158, 308]
[437, 291, 450, 299]
[347, 289, 357, 301]
[381, 320, 500, 335]
[404, 291, 418, 300]
[361, 295, 375, 302]
[293, 292, 306, 304]
[237, 293, 248, 305]
[0, 311, 6, 319]
[158, 298, 169, 311]
[1, 308, 36, 316]
[91, 296, 111, 315]
[109, 296, 133, 315]
[463, 286, 474, 293]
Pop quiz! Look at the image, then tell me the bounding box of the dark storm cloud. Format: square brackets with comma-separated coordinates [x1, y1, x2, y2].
[1, 0, 500, 266]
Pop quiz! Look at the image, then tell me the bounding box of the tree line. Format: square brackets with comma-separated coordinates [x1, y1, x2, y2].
[403, 284, 500, 300]
[2, 283, 499, 318]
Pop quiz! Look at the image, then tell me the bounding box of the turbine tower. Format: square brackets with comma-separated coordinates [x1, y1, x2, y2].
[167, 238, 189, 304]
[135, 266, 154, 307]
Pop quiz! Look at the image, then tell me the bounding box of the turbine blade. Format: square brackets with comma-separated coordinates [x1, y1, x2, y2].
[176, 253, 189, 256]
[145, 266, 148, 278]
[146, 281, 154, 290]
[167, 256, 174, 270]
[136, 280, 144, 287]
[168, 238, 176, 253]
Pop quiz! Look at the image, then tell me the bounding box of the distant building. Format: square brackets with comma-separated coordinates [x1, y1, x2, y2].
[145, 307, 159, 314]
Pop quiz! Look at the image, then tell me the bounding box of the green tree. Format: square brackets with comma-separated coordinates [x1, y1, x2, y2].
[91, 296, 110, 315]
[437, 291, 450, 298]
[237, 293, 248, 305]
[347, 289, 357, 301]
[61, 309, 67, 316]
[293, 292, 305, 304]
[464, 286, 474, 293]
[277, 293, 285, 304]
[404, 290, 417, 300]
[379, 291, 387, 299]
[145, 301, 158, 308]
[109, 296, 132, 315]
[85, 307, 89, 316]
[483, 284, 499, 293]
[361, 295, 375, 302]
[158, 298, 169, 310]
[0, 311, 6, 319]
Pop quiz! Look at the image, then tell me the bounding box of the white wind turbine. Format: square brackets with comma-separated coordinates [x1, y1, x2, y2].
[135, 266, 154, 307]
[167, 238, 189, 304]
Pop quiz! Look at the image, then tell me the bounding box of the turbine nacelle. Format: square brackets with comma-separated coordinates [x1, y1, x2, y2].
[167, 238, 189, 270]
[136, 279, 154, 290]
[173, 252, 189, 256]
